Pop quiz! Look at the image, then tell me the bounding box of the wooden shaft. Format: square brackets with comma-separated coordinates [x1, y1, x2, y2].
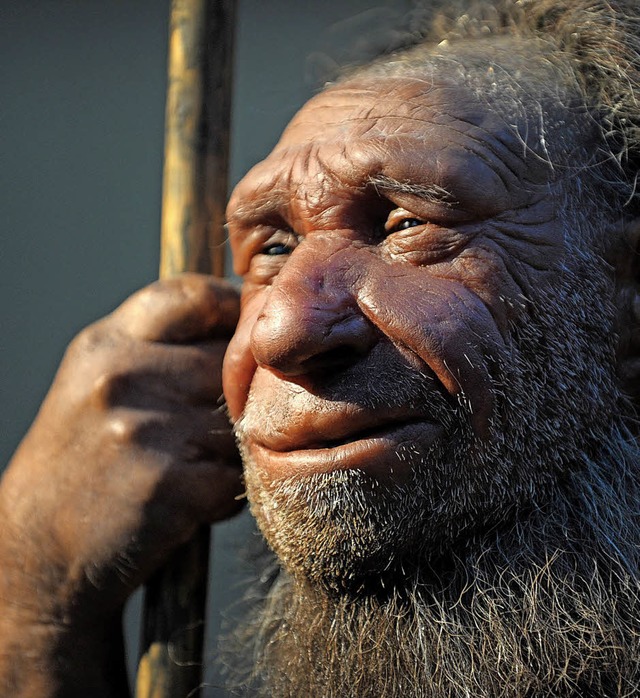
[136, 1, 236, 696]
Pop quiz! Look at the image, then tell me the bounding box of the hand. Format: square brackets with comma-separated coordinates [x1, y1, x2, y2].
[0, 274, 243, 696]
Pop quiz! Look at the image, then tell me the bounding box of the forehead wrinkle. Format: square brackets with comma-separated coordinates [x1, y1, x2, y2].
[287, 78, 495, 132]
[283, 80, 439, 125]
[287, 143, 356, 229]
[280, 87, 451, 146]
[228, 148, 295, 223]
[298, 78, 570, 185]
[427, 109, 544, 181]
[228, 176, 293, 228]
[283, 110, 538, 174]
[421, 113, 554, 194]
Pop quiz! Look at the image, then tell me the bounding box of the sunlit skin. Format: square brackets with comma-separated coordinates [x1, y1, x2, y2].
[223, 75, 565, 494]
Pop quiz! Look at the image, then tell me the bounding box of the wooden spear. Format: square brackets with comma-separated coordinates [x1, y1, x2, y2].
[135, 1, 236, 696]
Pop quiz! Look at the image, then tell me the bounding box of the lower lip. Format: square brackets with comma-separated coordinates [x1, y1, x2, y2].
[248, 421, 444, 483]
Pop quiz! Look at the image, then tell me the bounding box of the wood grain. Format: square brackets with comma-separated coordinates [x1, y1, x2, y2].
[136, 1, 236, 696]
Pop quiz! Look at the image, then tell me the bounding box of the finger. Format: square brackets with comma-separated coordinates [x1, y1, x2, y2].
[155, 406, 240, 465]
[115, 273, 240, 343]
[157, 459, 246, 524]
[105, 405, 238, 465]
[95, 340, 229, 409]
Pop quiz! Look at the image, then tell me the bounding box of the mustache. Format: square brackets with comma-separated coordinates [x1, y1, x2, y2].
[235, 355, 462, 444]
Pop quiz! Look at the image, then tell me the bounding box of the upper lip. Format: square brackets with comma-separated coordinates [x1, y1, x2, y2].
[254, 405, 435, 453]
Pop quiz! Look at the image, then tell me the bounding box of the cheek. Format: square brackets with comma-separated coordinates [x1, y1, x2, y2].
[222, 295, 262, 422]
[358, 264, 506, 438]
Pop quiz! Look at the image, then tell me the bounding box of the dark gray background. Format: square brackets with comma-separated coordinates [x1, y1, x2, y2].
[1, 1, 414, 693]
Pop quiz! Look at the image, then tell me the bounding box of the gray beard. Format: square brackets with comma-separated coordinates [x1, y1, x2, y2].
[221, 431, 640, 696]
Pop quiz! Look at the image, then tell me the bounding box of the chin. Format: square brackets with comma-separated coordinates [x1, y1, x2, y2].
[244, 466, 392, 589]
[241, 434, 515, 596]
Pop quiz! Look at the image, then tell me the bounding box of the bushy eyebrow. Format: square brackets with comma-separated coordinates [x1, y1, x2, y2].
[227, 190, 289, 228]
[367, 174, 457, 207]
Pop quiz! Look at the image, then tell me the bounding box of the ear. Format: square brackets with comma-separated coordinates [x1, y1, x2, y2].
[614, 218, 640, 407]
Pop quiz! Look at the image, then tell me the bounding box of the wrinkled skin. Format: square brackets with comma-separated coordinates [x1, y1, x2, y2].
[0, 54, 637, 697]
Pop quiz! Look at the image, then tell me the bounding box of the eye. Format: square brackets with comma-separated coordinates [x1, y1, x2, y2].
[262, 242, 293, 256]
[387, 218, 424, 232]
[257, 230, 299, 258]
[384, 208, 426, 236]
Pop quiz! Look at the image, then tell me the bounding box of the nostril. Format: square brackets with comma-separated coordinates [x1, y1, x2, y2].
[299, 345, 364, 373]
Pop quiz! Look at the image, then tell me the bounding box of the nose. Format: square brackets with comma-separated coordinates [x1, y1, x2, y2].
[250, 246, 377, 377]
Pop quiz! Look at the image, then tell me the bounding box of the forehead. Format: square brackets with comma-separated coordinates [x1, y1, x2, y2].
[279, 77, 505, 146]
[227, 74, 563, 229]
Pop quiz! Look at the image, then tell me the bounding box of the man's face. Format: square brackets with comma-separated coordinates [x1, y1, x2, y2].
[222, 74, 616, 590]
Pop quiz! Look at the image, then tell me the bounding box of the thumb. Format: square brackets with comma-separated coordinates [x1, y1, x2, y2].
[115, 273, 240, 343]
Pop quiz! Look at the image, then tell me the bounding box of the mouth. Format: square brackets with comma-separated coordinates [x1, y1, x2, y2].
[247, 415, 444, 482]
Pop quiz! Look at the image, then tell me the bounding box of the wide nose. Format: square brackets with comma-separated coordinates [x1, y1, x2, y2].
[250, 244, 377, 377]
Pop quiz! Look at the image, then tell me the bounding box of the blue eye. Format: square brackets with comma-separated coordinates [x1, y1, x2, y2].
[262, 243, 292, 256]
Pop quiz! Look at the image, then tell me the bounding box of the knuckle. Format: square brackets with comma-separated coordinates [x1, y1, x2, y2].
[181, 273, 239, 311]
[105, 411, 146, 445]
[90, 371, 129, 409]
